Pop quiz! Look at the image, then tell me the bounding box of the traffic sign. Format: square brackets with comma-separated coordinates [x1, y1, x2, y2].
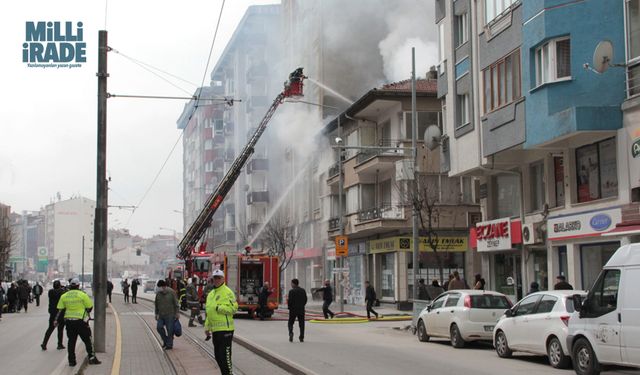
[335, 235, 348, 257]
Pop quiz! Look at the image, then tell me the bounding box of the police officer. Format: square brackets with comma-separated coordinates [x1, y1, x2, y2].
[204, 269, 238, 375]
[55, 278, 101, 367]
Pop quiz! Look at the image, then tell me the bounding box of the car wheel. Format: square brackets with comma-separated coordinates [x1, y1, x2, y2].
[450, 324, 466, 348]
[417, 319, 430, 342]
[547, 336, 571, 369]
[573, 338, 601, 375]
[495, 330, 512, 358]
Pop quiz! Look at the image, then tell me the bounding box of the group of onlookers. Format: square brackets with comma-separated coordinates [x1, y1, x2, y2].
[0, 279, 45, 317]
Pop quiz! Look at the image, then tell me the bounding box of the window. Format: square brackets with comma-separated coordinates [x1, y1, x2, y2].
[346, 186, 358, 214]
[204, 161, 213, 172]
[445, 294, 461, 307]
[580, 243, 618, 289]
[584, 269, 620, 318]
[456, 94, 469, 128]
[535, 38, 571, 87]
[483, 49, 521, 113]
[438, 22, 445, 67]
[470, 295, 512, 309]
[535, 295, 558, 314]
[575, 138, 618, 203]
[494, 173, 520, 218]
[405, 112, 440, 140]
[554, 156, 565, 207]
[514, 295, 541, 316]
[529, 161, 545, 212]
[627, 0, 640, 61]
[485, 0, 517, 24]
[455, 13, 468, 47]
[204, 139, 213, 150]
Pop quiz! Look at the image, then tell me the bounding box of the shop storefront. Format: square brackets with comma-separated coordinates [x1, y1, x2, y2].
[285, 247, 323, 296]
[368, 235, 468, 303]
[344, 242, 366, 304]
[547, 207, 629, 290]
[470, 218, 523, 302]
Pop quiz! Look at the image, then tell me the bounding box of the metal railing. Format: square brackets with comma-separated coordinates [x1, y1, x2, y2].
[328, 217, 340, 230]
[328, 163, 340, 178]
[627, 63, 640, 99]
[357, 204, 405, 222]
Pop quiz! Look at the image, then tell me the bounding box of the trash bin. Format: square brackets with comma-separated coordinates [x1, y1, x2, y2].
[411, 299, 430, 334]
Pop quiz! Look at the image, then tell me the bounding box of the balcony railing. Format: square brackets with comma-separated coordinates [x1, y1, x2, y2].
[627, 62, 640, 99]
[328, 217, 340, 230]
[328, 163, 340, 178]
[357, 204, 405, 222]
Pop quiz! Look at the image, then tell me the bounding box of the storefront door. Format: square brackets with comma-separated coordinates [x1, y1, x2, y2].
[493, 253, 522, 303]
[381, 253, 395, 300]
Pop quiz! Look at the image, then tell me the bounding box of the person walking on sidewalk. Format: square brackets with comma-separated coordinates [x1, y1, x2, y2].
[17, 280, 30, 313]
[121, 279, 130, 304]
[42, 280, 66, 350]
[364, 281, 379, 319]
[131, 278, 139, 304]
[0, 283, 5, 320]
[32, 282, 43, 307]
[287, 278, 307, 342]
[107, 280, 113, 303]
[7, 282, 18, 313]
[55, 278, 101, 367]
[316, 279, 335, 319]
[204, 269, 238, 375]
[186, 277, 203, 327]
[154, 280, 180, 350]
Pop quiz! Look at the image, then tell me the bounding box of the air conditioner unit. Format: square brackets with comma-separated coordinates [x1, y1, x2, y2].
[522, 223, 543, 245]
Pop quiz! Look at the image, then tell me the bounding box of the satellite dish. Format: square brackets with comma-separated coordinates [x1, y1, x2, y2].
[423, 125, 442, 151]
[592, 40, 613, 74]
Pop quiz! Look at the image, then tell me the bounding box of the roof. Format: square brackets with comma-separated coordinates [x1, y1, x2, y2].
[323, 78, 438, 134]
[605, 243, 640, 267]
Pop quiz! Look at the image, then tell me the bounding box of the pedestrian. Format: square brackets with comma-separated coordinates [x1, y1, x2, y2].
[417, 279, 429, 300]
[122, 279, 130, 303]
[528, 281, 540, 295]
[41, 280, 66, 350]
[473, 274, 486, 290]
[33, 281, 44, 306]
[7, 282, 18, 313]
[554, 275, 573, 290]
[447, 271, 466, 291]
[177, 278, 187, 311]
[203, 276, 215, 299]
[426, 279, 445, 300]
[131, 278, 139, 304]
[106, 280, 113, 303]
[257, 281, 272, 320]
[204, 269, 238, 375]
[287, 278, 307, 342]
[443, 274, 454, 291]
[18, 280, 30, 313]
[0, 283, 5, 320]
[316, 279, 335, 319]
[186, 277, 203, 327]
[55, 278, 101, 367]
[154, 279, 179, 350]
[364, 281, 379, 319]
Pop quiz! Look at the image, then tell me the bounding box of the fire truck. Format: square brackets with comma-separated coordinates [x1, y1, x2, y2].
[175, 68, 306, 316]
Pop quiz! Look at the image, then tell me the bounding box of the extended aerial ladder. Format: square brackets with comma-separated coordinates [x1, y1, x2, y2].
[178, 68, 306, 259]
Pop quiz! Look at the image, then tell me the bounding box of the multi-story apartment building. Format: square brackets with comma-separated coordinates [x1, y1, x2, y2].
[9, 210, 46, 276]
[438, 0, 640, 301]
[320, 78, 480, 305]
[0, 203, 11, 280]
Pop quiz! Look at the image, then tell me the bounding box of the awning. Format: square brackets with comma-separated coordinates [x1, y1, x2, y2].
[602, 224, 640, 237]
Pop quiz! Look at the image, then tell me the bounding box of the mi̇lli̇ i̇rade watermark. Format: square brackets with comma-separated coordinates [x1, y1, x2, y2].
[23, 21, 86, 69]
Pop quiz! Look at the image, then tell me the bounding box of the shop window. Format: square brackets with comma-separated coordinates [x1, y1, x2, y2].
[535, 38, 571, 87]
[381, 253, 395, 298]
[580, 242, 619, 289]
[455, 12, 468, 48]
[483, 49, 521, 114]
[584, 269, 620, 318]
[575, 138, 618, 203]
[485, 0, 518, 24]
[529, 161, 545, 212]
[553, 157, 565, 207]
[494, 173, 520, 218]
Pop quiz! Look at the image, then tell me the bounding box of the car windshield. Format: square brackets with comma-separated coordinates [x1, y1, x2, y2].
[470, 295, 511, 309]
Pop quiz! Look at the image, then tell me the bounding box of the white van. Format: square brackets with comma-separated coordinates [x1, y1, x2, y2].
[567, 243, 640, 375]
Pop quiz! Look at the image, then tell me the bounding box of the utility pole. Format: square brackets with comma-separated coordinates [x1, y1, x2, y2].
[411, 47, 420, 302]
[81, 235, 85, 289]
[337, 116, 344, 313]
[93, 30, 109, 353]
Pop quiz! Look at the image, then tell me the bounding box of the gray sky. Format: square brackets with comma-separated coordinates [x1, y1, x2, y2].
[0, 0, 278, 238]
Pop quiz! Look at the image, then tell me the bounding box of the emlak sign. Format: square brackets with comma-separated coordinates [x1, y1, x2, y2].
[470, 218, 522, 252]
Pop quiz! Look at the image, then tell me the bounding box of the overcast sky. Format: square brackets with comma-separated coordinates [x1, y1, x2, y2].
[0, 0, 278, 238]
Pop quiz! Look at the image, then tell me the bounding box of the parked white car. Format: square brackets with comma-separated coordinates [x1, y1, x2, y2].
[568, 243, 640, 375]
[416, 290, 512, 348]
[493, 290, 586, 368]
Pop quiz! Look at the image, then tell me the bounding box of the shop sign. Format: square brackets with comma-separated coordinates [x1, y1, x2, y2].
[326, 247, 336, 261]
[547, 207, 622, 241]
[475, 218, 512, 252]
[368, 236, 467, 254]
[630, 125, 640, 190]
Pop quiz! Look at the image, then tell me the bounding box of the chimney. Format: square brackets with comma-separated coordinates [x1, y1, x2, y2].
[427, 66, 437, 80]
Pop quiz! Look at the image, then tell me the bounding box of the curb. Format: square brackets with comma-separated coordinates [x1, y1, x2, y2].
[233, 334, 319, 375]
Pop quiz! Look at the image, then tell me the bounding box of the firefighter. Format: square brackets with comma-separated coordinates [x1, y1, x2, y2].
[177, 278, 187, 311]
[54, 278, 101, 367]
[204, 269, 238, 375]
[186, 277, 204, 327]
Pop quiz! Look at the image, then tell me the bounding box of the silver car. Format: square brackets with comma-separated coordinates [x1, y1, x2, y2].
[417, 290, 512, 348]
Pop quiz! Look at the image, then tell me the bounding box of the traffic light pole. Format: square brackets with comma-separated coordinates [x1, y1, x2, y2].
[93, 30, 109, 353]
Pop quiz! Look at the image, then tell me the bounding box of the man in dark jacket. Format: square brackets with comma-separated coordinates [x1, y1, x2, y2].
[106, 280, 113, 303]
[316, 279, 335, 319]
[131, 278, 139, 304]
[554, 275, 573, 290]
[364, 281, 379, 319]
[7, 283, 18, 313]
[33, 282, 44, 306]
[287, 279, 307, 342]
[258, 281, 272, 320]
[154, 280, 179, 349]
[17, 280, 30, 313]
[41, 280, 66, 350]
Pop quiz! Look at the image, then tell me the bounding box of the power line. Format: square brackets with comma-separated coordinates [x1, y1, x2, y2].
[193, 0, 226, 112]
[111, 49, 199, 88]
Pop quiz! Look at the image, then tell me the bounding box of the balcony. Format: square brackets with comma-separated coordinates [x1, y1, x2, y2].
[353, 143, 405, 177]
[247, 190, 269, 205]
[328, 217, 340, 231]
[247, 158, 268, 174]
[352, 203, 408, 237]
[327, 162, 340, 186]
